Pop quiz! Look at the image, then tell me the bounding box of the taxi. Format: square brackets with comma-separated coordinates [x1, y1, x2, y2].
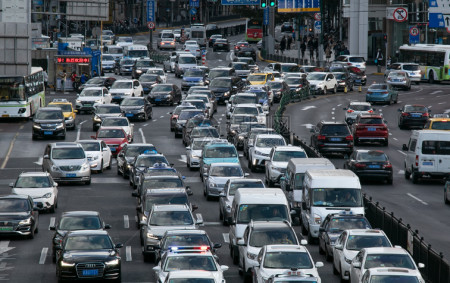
[48, 99, 77, 130]
[247, 73, 275, 86]
[423, 114, 450, 130]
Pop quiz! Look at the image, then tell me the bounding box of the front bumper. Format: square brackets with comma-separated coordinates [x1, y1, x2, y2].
[50, 168, 91, 183]
[317, 144, 353, 154]
[189, 156, 201, 168]
[401, 118, 428, 127]
[268, 168, 286, 182]
[33, 128, 65, 138]
[148, 96, 173, 105]
[0, 222, 34, 236]
[206, 185, 225, 197]
[252, 154, 270, 168]
[65, 118, 75, 128]
[33, 196, 55, 210]
[366, 93, 390, 102]
[58, 263, 121, 281]
[123, 111, 146, 120]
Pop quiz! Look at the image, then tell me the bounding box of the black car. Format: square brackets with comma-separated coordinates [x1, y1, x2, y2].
[174, 109, 205, 138]
[209, 77, 245, 104]
[129, 154, 171, 189]
[133, 175, 192, 202]
[348, 66, 367, 86]
[132, 59, 156, 79]
[114, 58, 135, 76]
[208, 34, 222, 47]
[120, 97, 153, 121]
[232, 122, 265, 150]
[32, 107, 66, 140]
[333, 72, 354, 91]
[182, 115, 219, 143]
[237, 47, 257, 61]
[208, 67, 236, 81]
[169, 103, 196, 132]
[184, 126, 220, 146]
[267, 80, 290, 103]
[318, 213, 371, 261]
[310, 121, 353, 156]
[77, 76, 116, 93]
[0, 195, 40, 239]
[229, 62, 251, 79]
[50, 211, 111, 262]
[117, 143, 157, 178]
[281, 22, 293, 32]
[398, 104, 430, 129]
[55, 230, 122, 282]
[234, 41, 249, 55]
[139, 74, 162, 94]
[92, 104, 123, 132]
[148, 83, 182, 106]
[343, 149, 393, 184]
[213, 39, 230, 52]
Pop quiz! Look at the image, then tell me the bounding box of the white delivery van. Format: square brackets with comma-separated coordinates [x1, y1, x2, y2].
[228, 188, 293, 264]
[403, 130, 450, 183]
[123, 44, 149, 60]
[280, 158, 335, 222]
[104, 45, 124, 62]
[190, 24, 207, 47]
[301, 169, 363, 243]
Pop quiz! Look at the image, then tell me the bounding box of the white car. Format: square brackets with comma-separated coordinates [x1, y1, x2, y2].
[146, 68, 167, 83]
[10, 172, 58, 213]
[78, 140, 112, 173]
[109, 79, 144, 104]
[265, 146, 307, 186]
[333, 229, 393, 282]
[203, 162, 248, 199]
[253, 245, 323, 283]
[100, 117, 134, 143]
[307, 72, 338, 95]
[360, 267, 424, 283]
[116, 36, 133, 48]
[184, 41, 201, 58]
[350, 247, 425, 283]
[335, 55, 366, 71]
[101, 54, 116, 73]
[343, 101, 375, 124]
[248, 134, 286, 172]
[231, 103, 266, 125]
[165, 270, 223, 283]
[76, 87, 112, 113]
[186, 94, 214, 117]
[186, 137, 216, 169]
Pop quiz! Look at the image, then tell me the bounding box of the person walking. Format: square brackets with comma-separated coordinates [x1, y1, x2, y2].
[300, 41, 306, 60]
[325, 45, 332, 62]
[308, 39, 314, 62]
[287, 36, 292, 51]
[280, 36, 286, 55]
[375, 48, 384, 72]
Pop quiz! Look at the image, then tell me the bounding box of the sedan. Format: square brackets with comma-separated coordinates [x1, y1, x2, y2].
[91, 127, 129, 157]
[78, 140, 112, 173]
[203, 162, 248, 200]
[234, 41, 249, 54]
[76, 87, 111, 113]
[333, 72, 354, 91]
[366, 83, 398, 105]
[0, 195, 39, 239]
[398, 104, 430, 129]
[267, 80, 290, 103]
[209, 34, 223, 47]
[77, 76, 116, 94]
[120, 97, 153, 121]
[237, 47, 257, 61]
[148, 84, 182, 106]
[139, 74, 163, 95]
[100, 117, 134, 143]
[213, 39, 230, 52]
[386, 71, 411, 90]
[307, 72, 338, 95]
[343, 149, 393, 184]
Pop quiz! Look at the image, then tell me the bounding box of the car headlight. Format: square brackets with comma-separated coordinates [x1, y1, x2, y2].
[255, 150, 264, 156]
[199, 81, 204, 85]
[209, 182, 217, 188]
[76, 100, 81, 104]
[42, 193, 52, 199]
[247, 252, 257, 260]
[105, 259, 120, 266]
[344, 257, 353, 264]
[136, 70, 142, 74]
[314, 214, 322, 225]
[51, 165, 60, 171]
[60, 261, 75, 267]
[230, 130, 236, 135]
[92, 155, 99, 161]
[33, 123, 41, 129]
[271, 166, 282, 172]
[81, 163, 90, 170]
[56, 123, 64, 129]
[238, 136, 245, 140]
[94, 99, 102, 103]
[94, 115, 102, 122]
[125, 93, 132, 96]
[147, 233, 159, 240]
[66, 116, 74, 120]
[165, 94, 172, 98]
[224, 91, 230, 97]
[191, 154, 200, 158]
[19, 217, 32, 225]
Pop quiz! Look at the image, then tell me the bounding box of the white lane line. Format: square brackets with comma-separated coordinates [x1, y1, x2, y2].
[383, 105, 388, 107]
[152, 119, 157, 122]
[126, 246, 132, 261]
[124, 215, 130, 229]
[144, 123, 149, 126]
[436, 95, 441, 98]
[178, 155, 187, 163]
[398, 170, 405, 175]
[160, 116, 164, 118]
[0, 241, 14, 254]
[223, 233, 230, 243]
[76, 120, 87, 141]
[301, 106, 317, 110]
[431, 90, 443, 95]
[331, 112, 335, 115]
[221, 114, 225, 117]
[389, 133, 392, 136]
[393, 138, 398, 141]
[49, 217, 55, 230]
[302, 123, 314, 128]
[39, 247, 48, 264]
[332, 108, 335, 111]
[379, 109, 383, 112]
[139, 128, 146, 144]
[407, 193, 428, 205]
[331, 117, 335, 120]
[1, 124, 23, 169]
[397, 150, 407, 156]
[34, 157, 43, 166]
[337, 104, 342, 107]
[166, 112, 170, 115]
[196, 213, 204, 224]
[428, 105, 432, 108]
[439, 102, 446, 105]
[203, 222, 222, 226]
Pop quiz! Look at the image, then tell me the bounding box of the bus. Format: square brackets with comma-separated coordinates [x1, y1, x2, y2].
[246, 19, 263, 43]
[190, 24, 207, 47]
[0, 67, 45, 118]
[399, 44, 450, 83]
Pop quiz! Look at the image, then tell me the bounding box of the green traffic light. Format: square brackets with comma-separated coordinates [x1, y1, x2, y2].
[261, 2, 266, 7]
[269, 1, 275, 6]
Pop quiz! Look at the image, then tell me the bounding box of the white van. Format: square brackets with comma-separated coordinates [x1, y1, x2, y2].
[123, 44, 149, 60]
[228, 188, 292, 264]
[104, 45, 124, 62]
[190, 25, 207, 47]
[301, 169, 363, 243]
[403, 130, 450, 183]
[280, 158, 335, 221]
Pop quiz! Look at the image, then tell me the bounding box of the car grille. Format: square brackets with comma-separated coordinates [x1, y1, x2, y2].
[108, 144, 119, 149]
[82, 101, 94, 105]
[310, 85, 317, 90]
[41, 124, 58, 130]
[60, 165, 81, 171]
[76, 262, 105, 278]
[214, 92, 224, 97]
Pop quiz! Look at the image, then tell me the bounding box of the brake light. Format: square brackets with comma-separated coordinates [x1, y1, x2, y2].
[423, 112, 429, 117]
[317, 135, 326, 141]
[368, 110, 373, 113]
[185, 50, 189, 51]
[347, 109, 354, 113]
[415, 155, 419, 167]
[383, 163, 392, 169]
[383, 91, 389, 94]
[402, 113, 409, 117]
[355, 163, 366, 168]
[199, 246, 209, 250]
[345, 135, 353, 141]
[297, 84, 303, 88]
[172, 114, 179, 119]
[347, 63, 352, 66]
[367, 91, 372, 95]
[196, 49, 200, 52]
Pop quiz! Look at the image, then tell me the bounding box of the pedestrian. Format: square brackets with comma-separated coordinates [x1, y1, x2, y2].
[300, 41, 306, 59]
[308, 40, 314, 62]
[59, 70, 67, 93]
[325, 45, 332, 62]
[43, 69, 48, 89]
[287, 36, 292, 51]
[92, 70, 99, 77]
[387, 56, 392, 67]
[280, 36, 286, 55]
[80, 73, 88, 84]
[375, 48, 384, 66]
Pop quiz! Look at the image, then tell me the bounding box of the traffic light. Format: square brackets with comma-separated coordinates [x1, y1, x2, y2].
[383, 34, 387, 42]
[260, 0, 267, 9]
[269, 0, 277, 7]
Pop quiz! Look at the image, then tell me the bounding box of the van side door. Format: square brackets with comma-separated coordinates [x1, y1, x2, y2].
[405, 138, 417, 170]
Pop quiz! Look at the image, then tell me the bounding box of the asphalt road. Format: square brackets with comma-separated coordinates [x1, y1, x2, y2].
[0, 31, 448, 282]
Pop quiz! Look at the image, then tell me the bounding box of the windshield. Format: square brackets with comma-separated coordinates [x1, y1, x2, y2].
[320, 125, 350, 136]
[263, 252, 312, 269]
[179, 57, 196, 64]
[405, 105, 427, 112]
[346, 235, 391, 250]
[370, 275, 419, 283]
[128, 50, 148, 58]
[174, 106, 195, 115]
[97, 129, 125, 138]
[125, 146, 157, 157]
[36, 110, 63, 120]
[184, 70, 204, 77]
[281, 65, 300, 72]
[163, 234, 210, 249]
[108, 48, 123, 54]
[121, 98, 145, 106]
[0, 199, 30, 212]
[143, 178, 183, 189]
[249, 229, 297, 247]
[268, 82, 283, 89]
[52, 148, 85, 159]
[328, 217, 371, 232]
[233, 107, 259, 116]
[14, 176, 51, 188]
[192, 140, 212, 150]
[307, 73, 326, 80]
[111, 81, 132, 89]
[237, 204, 289, 223]
[150, 211, 193, 226]
[179, 110, 203, 120]
[239, 123, 264, 133]
[152, 85, 172, 92]
[349, 104, 371, 111]
[64, 235, 113, 250]
[231, 115, 258, 124]
[334, 73, 346, 80]
[101, 118, 128, 127]
[136, 60, 154, 67]
[234, 63, 249, 70]
[210, 78, 231, 87]
[368, 84, 388, 90]
[209, 166, 243, 177]
[118, 37, 132, 43]
[120, 59, 134, 65]
[80, 142, 100, 152]
[403, 64, 419, 71]
[80, 89, 102, 97]
[235, 96, 258, 104]
[248, 74, 266, 81]
[145, 195, 188, 211]
[273, 150, 307, 162]
[312, 188, 362, 207]
[164, 255, 217, 272]
[204, 146, 237, 158]
[54, 104, 72, 112]
[147, 69, 165, 76]
[58, 216, 102, 230]
[239, 58, 255, 65]
[102, 55, 114, 61]
[256, 137, 285, 147]
[431, 121, 450, 130]
[96, 106, 121, 114]
[191, 128, 219, 138]
[349, 57, 365, 63]
[136, 156, 168, 167]
[358, 118, 383, 124]
[365, 254, 416, 269]
[209, 70, 230, 80]
[228, 181, 264, 195]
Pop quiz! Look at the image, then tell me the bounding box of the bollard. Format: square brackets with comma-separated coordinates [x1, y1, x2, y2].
[358, 85, 362, 92]
[344, 86, 348, 93]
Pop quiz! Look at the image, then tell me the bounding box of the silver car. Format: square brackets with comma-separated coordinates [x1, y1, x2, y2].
[186, 137, 216, 169]
[385, 62, 421, 84]
[203, 162, 249, 200]
[385, 71, 411, 90]
[343, 101, 374, 125]
[42, 143, 92, 185]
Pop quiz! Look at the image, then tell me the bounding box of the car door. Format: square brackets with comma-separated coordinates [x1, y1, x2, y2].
[101, 141, 111, 167]
[334, 232, 347, 269]
[133, 80, 141, 96]
[239, 227, 250, 267]
[42, 145, 52, 172]
[405, 138, 417, 170]
[350, 250, 364, 283]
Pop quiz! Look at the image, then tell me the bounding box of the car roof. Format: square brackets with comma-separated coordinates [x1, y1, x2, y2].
[349, 101, 371, 105]
[51, 142, 83, 148]
[229, 178, 262, 183]
[346, 229, 387, 236]
[273, 146, 306, 152]
[255, 134, 284, 139]
[362, 247, 409, 255]
[67, 230, 109, 236]
[97, 104, 120, 107]
[265, 244, 308, 253]
[62, 211, 101, 217]
[165, 229, 207, 236]
[153, 204, 190, 212]
[18, 171, 50, 177]
[367, 267, 419, 276]
[0, 194, 30, 200]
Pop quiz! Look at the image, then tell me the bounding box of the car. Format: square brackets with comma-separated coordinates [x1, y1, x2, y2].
[120, 96, 153, 121]
[424, 114, 450, 130]
[42, 142, 92, 185]
[101, 54, 116, 73]
[310, 121, 353, 156]
[148, 83, 182, 106]
[232, 122, 266, 150]
[236, 47, 257, 60]
[49, 211, 111, 263]
[116, 143, 157, 178]
[92, 104, 123, 132]
[265, 146, 307, 186]
[300, 65, 319, 74]
[234, 41, 249, 54]
[114, 58, 135, 75]
[55, 230, 123, 282]
[333, 72, 354, 91]
[77, 76, 116, 93]
[0, 195, 40, 239]
[229, 62, 251, 79]
[359, 267, 424, 283]
[206, 24, 219, 31]
[116, 36, 133, 47]
[78, 140, 112, 173]
[187, 85, 210, 95]
[104, 45, 123, 62]
[146, 68, 168, 83]
[244, 86, 272, 111]
[186, 137, 217, 170]
[10, 172, 58, 213]
[174, 109, 205, 138]
[169, 103, 196, 132]
[235, 57, 259, 72]
[334, 55, 366, 71]
[343, 101, 375, 124]
[219, 178, 265, 225]
[132, 58, 156, 79]
[129, 154, 171, 189]
[385, 62, 421, 84]
[267, 81, 290, 103]
[140, 204, 203, 261]
[386, 71, 411, 90]
[257, 40, 262, 50]
[200, 141, 240, 179]
[32, 107, 66, 140]
[158, 32, 176, 50]
[185, 95, 214, 117]
[208, 67, 236, 81]
[350, 247, 425, 283]
[213, 39, 230, 52]
[318, 213, 372, 262]
[284, 76, 309, 91]
[397, 104, 430, 129]
[184, 126, 220, 147]
[210, 77, 245, 104]
[252, 244, 323, 283]
[351, 114, 389, 146]
[247, 73, 274, 86]
[227, 114, 259, 142]
[333, 229, 392, 282]
[278, 63, 301, 77]
[109, 79, 144, 104]
[307, 72, 338, 95]
[102, 35, 114, 45]
[174, 54, 198, 78]
[181, 68, 207, 91]
[366, 83, 398, 105]
[281, 22, 294, 32]
[183, 41, 201, 58]
[348, 66, 367, 86]
[226, 93, 258, 118]
[75, 87, 112, 113]
[182, 116, 219, 143]
[203, 162, 248, 200]
[164, 55, 177, 73]
[100, 117, 134, 143]
[48, 99, 77, 130]
[244, 128, 277, 158]
[189, 91, 218, 113]
[91, 127, 128, 157]
[248, 134, 287, 172]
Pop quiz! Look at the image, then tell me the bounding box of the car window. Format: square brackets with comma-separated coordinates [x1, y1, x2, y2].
[320, 125, 350, 136]
[36, 110, 63, 120]
[80, 142, 101, 151]
[162, 234, 209, 249]
[150, 211, 193, 225]
[249, 229, 297, 247]
[64, 235, 113, 250]
[52, 148, 85, 159]
[0, 199, 30, 212]
[345, 235, 391, 250]
[263, 251, 312, 269]
[15, 176, 51, 188]
[59, 216, 102, 230]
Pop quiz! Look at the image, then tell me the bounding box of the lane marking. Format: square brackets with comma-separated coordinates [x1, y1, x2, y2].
[0, 241, 14, 254]
[126, 246, 132, 262]
[332, 108, 335, 111]
[196, 213, 204, 224]
[39, 247, 48, 264]
[398, 170, 405, 175]
[152, 119, 157, 122]
[124, 215, 129, 229]
[389, 133, 392, 136]
[49, 217, 55, 230]
[438, 102, 446, 105]
[76, 120, 86, 141]
[178, 155, 187, 163]
[407, 193, 428, 205]
[393, 138, 398, 141]
[160, 116, 164, 118]
[203, 221, 222, 226]
[331, 112, 335, 115]
[139, 128, 146, 144]
[397, 150, 407, 156]
[331, 117, 335, 120]
[144, 123, 149, 126]
[301, 123, 314, 129]
[301, 106, 317, 111]
[1, 125, 23, 169]
[430, 90, 442, 95]
[337, 104, 342, 107]
[223, 233, 230, 243]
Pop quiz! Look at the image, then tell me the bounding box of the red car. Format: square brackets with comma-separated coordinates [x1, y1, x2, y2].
[91, 127, 128, 157]
[352, 114, 389, 146]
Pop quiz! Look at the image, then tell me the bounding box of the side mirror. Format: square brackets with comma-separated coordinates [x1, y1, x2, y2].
[352, 261, 361, 269]
[49, 225, 56, 231]
[300, 239, 308, 245]
[221, 265, 229, 272]
[418, 263, 425, 269]
[398, 108, 402, 112]
[319, 227, 325, 233]
[153, 266, 161, 272]
[140, 220, 147, 226]
[104, 224, 111, 229]
[244, 173, 250, 177]
[118, 152, 124, 157]
[402, 144, 408, 151]
[192, 204, 198, 211]
[186, 186, 193, 196]
[9, 183, 14, 188]
[237, 239, 245, 246]
[315, 262, 324, 268]
[55, 244, 62, 250]
[43, 154, 50, 159]
[203, 173, 208, 177]
[74, 110, 78, 113]
[219, 192, 226, 197]
[90, 135, 96, 139]
[186, 147, 190, 150]
[103, 148, 108, 151]
[213, 243, 222, 249]
[115, 243, 124, 249]
[335, 244, 343, 250]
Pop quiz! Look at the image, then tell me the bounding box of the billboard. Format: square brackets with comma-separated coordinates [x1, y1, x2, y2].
[278, 0, 320, 13]
[64, 0, 109, 21]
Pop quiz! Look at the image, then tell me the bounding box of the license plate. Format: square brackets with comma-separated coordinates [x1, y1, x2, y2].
[368, 127, 376, 131]
[411, 114, 421, 118]
[126, 113, 133, 117]
[355, 79, 361, 83]
[66, 173, 76, 177]
[2, 114, 9, 117]
[330, 138, 342, 142]
[218, 44, 223, 46]
[0, 227, 13, 231]
[110, 147, 116, 151]
[368, 165, 380, 169]
[82, 269, 98, 276]
[245, 52, 251, 55]
[155, 99, 161, 102]
[44, 131, 53, 135]
[423, 161, 433, 166]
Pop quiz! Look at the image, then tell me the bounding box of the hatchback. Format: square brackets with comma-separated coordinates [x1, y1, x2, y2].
[366, 83, 398, 105]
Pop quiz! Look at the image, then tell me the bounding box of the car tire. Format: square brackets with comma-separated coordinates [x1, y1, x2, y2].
[28, 226, 35, 239]
[333, 85, 337, 94]
[384, 139, 389, 146]
[307, 230, 315, 245]
[428, 71, 435, 84]
[322, 87, 327, 95]
[99, 161, 104, 174]
[143, 253, 154, 263]
[49, 204, 56, 213]
[387, 176, 393, 185]
[415, 81, 420, 85]
[117, 165, 122, 175]
[107, 158, 112, 169]
[85, 179, 91, 185]
[232, 246, 239, 265]
[412, 170, 419, 184]
[445, 189, 450, 204]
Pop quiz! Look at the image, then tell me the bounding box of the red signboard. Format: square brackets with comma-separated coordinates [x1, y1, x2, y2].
[57, 57, 90, 63]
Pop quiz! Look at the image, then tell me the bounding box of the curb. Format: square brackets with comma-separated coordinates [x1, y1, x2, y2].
[257, 51, 277, 63]
[372, 72, 384, 76]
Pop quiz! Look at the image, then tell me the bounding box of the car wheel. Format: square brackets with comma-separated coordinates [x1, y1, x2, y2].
[117, 165, 122, 175]
[415, 81, 420, 85]
[333, 85, 337, 94]
[107, 158, 112, 169]
[85, 179, 91, 185]
[412, 170, 419, 184]
[322, 87, 327, 95]
[445, 189, 450, 204]
[267, 176, 274, 187]
[99, 161, 104, 174]
[49, 204, 56, 213]
[307, 230, 315, 244]
[143, 253, 154, 263]
[384, 139, 389, 146]
[404, 166, 411, 179]
[232, 246, 239, 265]
[301, 221, 307, 235]
[28, 226, 35, 239]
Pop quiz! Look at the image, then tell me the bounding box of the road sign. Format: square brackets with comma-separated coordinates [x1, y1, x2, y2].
[147, 21, 155, 29]
[263, 7, 269, 25]
[313, 13, 321, 21]
[409, 26, 419, 44]
[190, 8, 197, 15]
[409, 26, 419, 36]
[314, 21, 321, 33]
[147, 0, 155, 23]
[221, 0, 260, 5]
[393, 7, 408, 23]
[278, 0, 320, 13]
[190, 0, 200, 7]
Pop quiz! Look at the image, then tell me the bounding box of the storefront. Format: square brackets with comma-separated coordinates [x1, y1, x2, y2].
[55, 55, 92, 91]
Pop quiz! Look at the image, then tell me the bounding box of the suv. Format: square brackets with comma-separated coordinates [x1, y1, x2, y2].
[352, 114, 389, 146]
[248, 134, 287, 172]
[75, 87, 112, 113]
[0, 195, 40, 239]
[174, 54, 197, 78]
[48, 99, 76, 130]
[109, 79, 143, 104]
[132, 58, 155, 79]
[265, 146, 307, 186]
[32, 107, 66, 140]
[343, 101, 375, 124]
[209, 77, 245, 104]
[42, 142, 92, 185]
[310, 121, 353, 156]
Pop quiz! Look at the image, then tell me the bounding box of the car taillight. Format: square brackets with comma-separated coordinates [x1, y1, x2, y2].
[185, 49, 189, 51]
[383, 91, 389, 94]
[298, 84, 303, 88]
[347, 109, 354, 113]
[402, 113, 409, 116]
[415, 155, 419, 166]
[172, 115, 179, 119]
[368, 110, 373, 113]
[355, 163, 366, 168]
[423, 113, 429, 117]
[367, 91, 372, 95]
[317, 135, 326, 141]
[383, 162, 392, 169]
[346, 135, 353, 141]
[196, 49, 200, 52]
[347, 63, 352, 66]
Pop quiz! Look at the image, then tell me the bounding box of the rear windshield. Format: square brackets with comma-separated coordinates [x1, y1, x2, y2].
[430, 121, 450, 130]
[357, 151, 388, 161]
[320, 125, 350, 135]
[358, 118, 383, 124]
[422, 141, 450, 155]
[405, 105, 427, 112]
[203, 146, 237, 158]
[368, 84, 388, 90]
[349, 104, 371, 111]
[191, 31, 205, 38]
[349, 57, 365, 62]
[403, 64, 419, 71]
[179, 110, 203, 120]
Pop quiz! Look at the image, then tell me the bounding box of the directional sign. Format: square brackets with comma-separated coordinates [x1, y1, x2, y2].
[409, 26, 419, 44]
[278, 0, 320, 13]
[263, 7, 269, 25]
[147, 0, 155, 23]
[190, 7, 197, 15]
[190, 0, 200, 7]
[314, 21, 321, 33]
[393, 7, 408, 23]
[313, 13, 321, 21]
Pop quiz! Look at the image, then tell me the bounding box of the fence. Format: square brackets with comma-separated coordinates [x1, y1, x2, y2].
[273, 86, 450, 283]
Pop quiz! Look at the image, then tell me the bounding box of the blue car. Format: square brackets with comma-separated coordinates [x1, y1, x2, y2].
[366, 83, 398, 105]
[200, 140, 240, 180]
[181, 68, 207, 91]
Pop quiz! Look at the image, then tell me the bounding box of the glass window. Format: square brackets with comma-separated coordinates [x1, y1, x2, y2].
[64, 235, 113, 250]
[364, 254, 416, 269]
[80, 142, 100, 152]
[164, 255, 217, 271]
[263, 252, 312, 269]
[52, 148, 85, 159]
[228, 181, 264, 195]
[59, 216, 102, 230]
[36, 110, 63, 120]
[150, 211, 193, 226]
[272, 150, 307, 161]
[345, 235, 391, 250]
[97, 129, 125, 138]
[237, 204, 289, 223]
[312, 188, 362, 207]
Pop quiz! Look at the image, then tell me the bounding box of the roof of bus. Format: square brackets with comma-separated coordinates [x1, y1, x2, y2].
[31, 66, 44, 74]
[400, 44, 450, 52]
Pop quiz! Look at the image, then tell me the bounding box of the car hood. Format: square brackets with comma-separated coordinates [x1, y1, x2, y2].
[208, 176, 243, 186]
[53, 159, 87, 167]
[12, 188, 53, 198]
[34, 119, 63, 124]
[190, 150, 202, 157]
[96, 113, 122, 118]
[344, 250, 359, 261]
[271, 161, 288, 168]
[210, 87, 230, 92]
[254, 147, 272, 154]
[308, 80, 325, 85]
[0, 212, 30, 220]
[85, 151, 102, 158]
[97, 137, 127, 144]
[78, 97, 102, 102]
[62, 250, 118, 262]
[235, 70, 250, 74]
[150, 225, 196, 236]
[109, 89, 132, 94]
